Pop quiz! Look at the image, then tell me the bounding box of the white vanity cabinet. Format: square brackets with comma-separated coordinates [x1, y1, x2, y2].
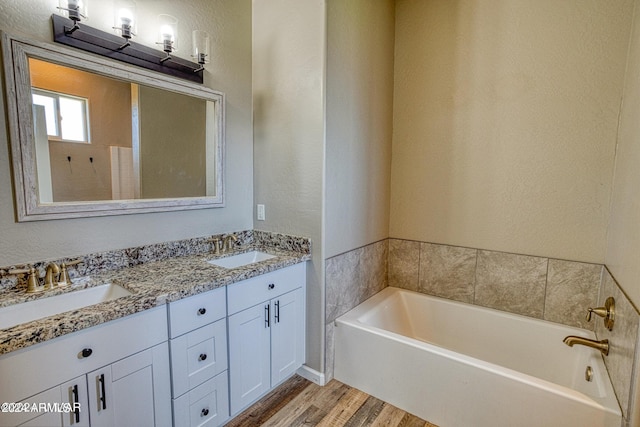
[227, 263, 306, 415]
[0, 307, 171, 427]
[167, 286, 229, 427]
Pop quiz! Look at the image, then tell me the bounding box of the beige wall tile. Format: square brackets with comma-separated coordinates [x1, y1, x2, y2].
[544, 260, 601, 329]
[596, 269, 640, 420]
[362, 240, 389, 300]
[418, 243, 477, 303]
[325, 240, 389, 381]
[389, 239, 420, 291]
[325, 249, 362, 323]
[475, 250, 548, 317]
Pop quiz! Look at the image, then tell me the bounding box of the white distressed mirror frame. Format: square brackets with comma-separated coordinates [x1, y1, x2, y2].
[1, 32, 225, 222]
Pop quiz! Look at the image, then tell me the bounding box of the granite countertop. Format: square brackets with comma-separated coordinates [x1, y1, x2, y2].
[0, 244, 310, 355]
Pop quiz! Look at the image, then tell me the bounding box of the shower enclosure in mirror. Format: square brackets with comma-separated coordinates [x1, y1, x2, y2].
[2, 33, 225, 221]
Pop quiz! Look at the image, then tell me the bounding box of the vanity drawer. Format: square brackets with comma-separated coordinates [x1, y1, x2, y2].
[227, 263, 305, 315]
[0, 306, 167, 404]
[173, 371, 229, 427]
[169, 287, 226, 338]
[170, 319, 228, 398]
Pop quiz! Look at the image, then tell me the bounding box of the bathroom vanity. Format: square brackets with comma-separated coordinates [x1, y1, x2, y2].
[0, 307, 171, 427]
[0, 233, 310, 427]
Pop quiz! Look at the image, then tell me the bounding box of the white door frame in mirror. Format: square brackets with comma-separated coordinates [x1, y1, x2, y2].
[1, 32, 225, 222]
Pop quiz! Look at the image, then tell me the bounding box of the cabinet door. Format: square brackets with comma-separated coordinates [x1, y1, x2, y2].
[60, 376, 89, 427]
[228, 303, 271, 415]
[88, 344, 171, 427]
[112, 344, 171, 427]
[4, 386, 64, 427]
[271, 288, 305, 386]
[87, 366, 114, 427]
[18, 411, 61, 427]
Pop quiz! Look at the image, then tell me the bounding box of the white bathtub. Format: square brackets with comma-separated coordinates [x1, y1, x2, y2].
[334, 287, 622, 427]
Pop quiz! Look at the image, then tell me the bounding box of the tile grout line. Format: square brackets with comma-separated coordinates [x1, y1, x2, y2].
[541, 258, 550, 320]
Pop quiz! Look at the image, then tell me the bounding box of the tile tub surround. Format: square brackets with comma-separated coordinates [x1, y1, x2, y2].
[596, 268, 640, 423]
[388, 239, 604, 330]
[0, 231, 311, 355]
[325, 240, 388, 323]
[325, 239, 388, 381]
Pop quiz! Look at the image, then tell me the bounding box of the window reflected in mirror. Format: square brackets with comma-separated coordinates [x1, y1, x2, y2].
[32, 89, 90, 142]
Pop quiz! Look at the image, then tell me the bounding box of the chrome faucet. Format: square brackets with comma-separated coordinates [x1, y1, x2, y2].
[563, 336, 609, 356]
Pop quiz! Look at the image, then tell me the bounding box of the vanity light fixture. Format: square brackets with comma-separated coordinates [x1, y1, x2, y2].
[192, 30, 210, 73]
[57, 0, 87, 34]
[157, 14, 178, 63]
[51, 11, 203, 83]
[113, 1, 136, 49]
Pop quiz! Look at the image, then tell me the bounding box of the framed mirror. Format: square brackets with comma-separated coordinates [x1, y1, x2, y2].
[2, 33, 225, 222]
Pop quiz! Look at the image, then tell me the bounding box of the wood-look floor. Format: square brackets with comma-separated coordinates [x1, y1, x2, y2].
[225, 375, 438, 427]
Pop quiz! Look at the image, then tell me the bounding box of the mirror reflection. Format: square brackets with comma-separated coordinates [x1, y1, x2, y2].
[29, 58, 213, 203]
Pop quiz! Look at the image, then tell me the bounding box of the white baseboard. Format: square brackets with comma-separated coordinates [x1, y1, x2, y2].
[297, 364, 326, 386]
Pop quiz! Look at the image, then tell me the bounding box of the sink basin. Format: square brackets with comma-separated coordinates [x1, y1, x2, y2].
[0, 283, 132, 330]
[208, 251, 276, 269]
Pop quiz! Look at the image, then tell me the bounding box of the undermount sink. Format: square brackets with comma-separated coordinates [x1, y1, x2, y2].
[207, 250, 276, 269]
[0, 283, 132, 330]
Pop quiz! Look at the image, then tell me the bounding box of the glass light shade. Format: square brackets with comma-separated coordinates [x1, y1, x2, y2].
[157, 14, 179, 52]
[58, 0, 88, 22]
[192, 30, 210, 65]
[113, 0, 137, 38]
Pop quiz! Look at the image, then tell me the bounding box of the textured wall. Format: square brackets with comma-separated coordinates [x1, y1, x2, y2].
[605, 2, 640, 425]
[606, 1, 640, 312]
[390, 0, 634, 263]
[0, 0, 253, 264]
[325, 0, 394, 258]
[252, 0, 326, 372]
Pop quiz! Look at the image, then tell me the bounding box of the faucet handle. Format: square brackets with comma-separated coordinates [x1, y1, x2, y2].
[65, 259, 83, 267]
[8, 265, 42, 293]
[58, 259, 83, 287]
[586, 297, 615, 331]
[586, 308, 604, 322]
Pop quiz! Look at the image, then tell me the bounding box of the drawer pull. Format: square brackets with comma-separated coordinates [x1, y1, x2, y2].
[72, 384, 80, 423]
[197, 307, 207, 315]
[268, 283, 275, 290]
[201, 408, 210, 417]
[198, 353, 208, 362]
[81, 348, 93, 358]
